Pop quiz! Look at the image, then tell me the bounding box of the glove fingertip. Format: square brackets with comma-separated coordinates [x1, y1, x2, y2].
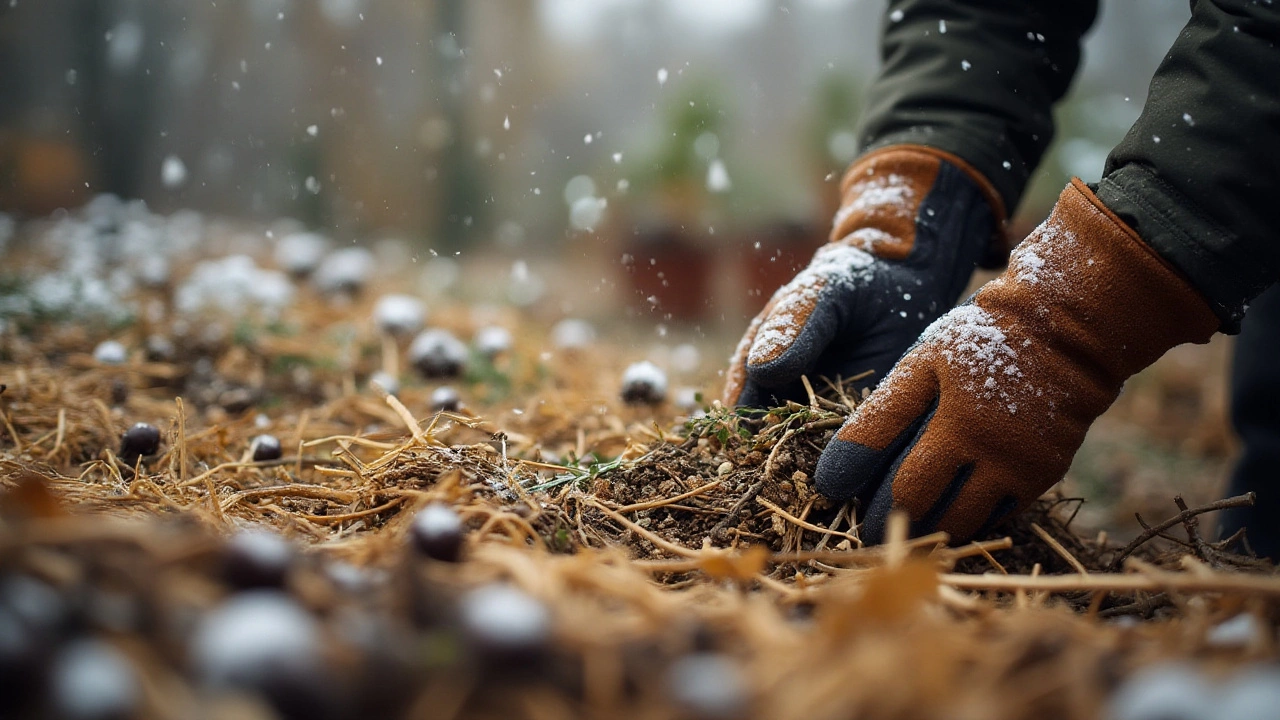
[857, 480, 896, 545]
[814, 432, 883, 502]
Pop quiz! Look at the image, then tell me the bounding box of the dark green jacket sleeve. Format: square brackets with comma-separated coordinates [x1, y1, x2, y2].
[1096, 0, 1280, 331]
[858, 0, 1099, 220]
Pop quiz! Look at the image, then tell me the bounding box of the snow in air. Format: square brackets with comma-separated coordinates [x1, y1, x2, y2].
[657, 67, 669, 86]
[161, 155, 187, 189]
[706, 159, 732, 193]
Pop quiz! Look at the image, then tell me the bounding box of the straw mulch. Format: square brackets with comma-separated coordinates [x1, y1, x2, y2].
[2, 298, 1278, 720]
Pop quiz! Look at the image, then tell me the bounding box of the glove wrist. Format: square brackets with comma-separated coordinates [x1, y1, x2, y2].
[837, 145, 1012, 265]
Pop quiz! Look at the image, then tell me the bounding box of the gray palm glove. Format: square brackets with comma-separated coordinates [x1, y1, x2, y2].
[723, 146, 1006, 408]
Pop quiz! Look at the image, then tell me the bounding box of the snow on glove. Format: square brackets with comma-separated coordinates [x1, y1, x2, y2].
[816, 179, 1220, 544]
[723, 145, 1006, 408]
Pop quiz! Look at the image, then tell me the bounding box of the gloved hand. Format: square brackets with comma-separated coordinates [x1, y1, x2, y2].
[815, 179, 1220, 544]
[724, 145, 1007, 408]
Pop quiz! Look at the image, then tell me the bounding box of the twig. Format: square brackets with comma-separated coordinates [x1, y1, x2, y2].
[614, 480, 721, 513]
[711, 480, 766, 535]
[1173, 495, 1220, 567]
[220, 484, 360, 512]
[800, 375, 819, 411]
[943, 563, 1280, 597]
[757, 497, 862, 547]
[297, 496, 407, 525]
[1107, 493, 1256, 571]
[587, 500, 699, 558]
[1030, 522, 1088, 575]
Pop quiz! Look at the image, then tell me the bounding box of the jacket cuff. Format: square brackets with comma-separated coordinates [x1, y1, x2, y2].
[1095, 163, 1260, 333]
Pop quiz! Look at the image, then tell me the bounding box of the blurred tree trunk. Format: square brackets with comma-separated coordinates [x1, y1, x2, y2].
[73, 0, 168, 199]
[432, 0, 485, 250]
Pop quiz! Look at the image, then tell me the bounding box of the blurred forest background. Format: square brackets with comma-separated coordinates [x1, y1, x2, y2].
[1, 0, 1185, 248]
[0, 0, 1234, 533]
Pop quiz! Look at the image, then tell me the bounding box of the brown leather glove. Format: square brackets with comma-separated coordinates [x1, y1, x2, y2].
[723, 146, 1007, 408]
[815, 178, 1220, 544]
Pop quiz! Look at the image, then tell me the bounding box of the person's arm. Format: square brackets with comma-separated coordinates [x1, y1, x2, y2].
[1098, 0, 1280, 329]
[861, 0, 1100, 259]
[816, 1, 1280, 544]
[723, 1, 1099, 408]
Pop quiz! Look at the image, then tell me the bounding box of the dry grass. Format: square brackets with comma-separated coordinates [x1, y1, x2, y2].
[0, 258, 1277, 719]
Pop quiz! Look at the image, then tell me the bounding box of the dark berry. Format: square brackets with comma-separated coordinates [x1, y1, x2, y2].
[49, 640, 140, 720]
[118, 423, 161, 464]
[666, 652, 748, 720]
[620, 361, 668, 405]
[409, 330, 468, 379]
[222, 529, 294, 590]
[409, 504, 464, 562]
[460, 584, 551, 667]
[251, 434, 283, 462]
[192, 591, 334, 720]
[430, 386, 461, 413]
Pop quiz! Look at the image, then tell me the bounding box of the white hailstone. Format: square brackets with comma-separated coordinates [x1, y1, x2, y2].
[551, 318, 596, 350]
[93, 340, 128, 365]
[368, 370, 400, 396]
[372, 293, 426, 336]
[409, 329, 469, 378]
[474, 325, 513, 358]
[135, 254, 170, 288]
[191, 591, 321, 690]
[706, 159, 732, 193]
[674, 387, 702, 412]
[175, 255, 294, 317]
[160, 155, 188, 189]
[1106, 663, 1216, 720]
[671, 343, 701, 374]
[666, 653, 748, 720]
[569, 196, 608, 232]
[1207, 613, 1264, 648]
[506, 260, 546, 307]
[1220, 667, 1280, 720]
[461, 584, 551, 654]
[693, 132, 720, 161]
[312, 246, 375, 295]
[562, 175, 596, 206]
[273, 232, 330, 277]
[827, 130, 859, 164]
[50, 640, 140, 720]
[620, 361, 668, 405]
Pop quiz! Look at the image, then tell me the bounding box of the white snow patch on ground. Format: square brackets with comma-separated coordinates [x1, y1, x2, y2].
[176, 255, 294, 317]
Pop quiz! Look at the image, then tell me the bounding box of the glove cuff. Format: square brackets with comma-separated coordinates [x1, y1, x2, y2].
[839, 144, 1012, 266]
[990, 178, 1219, 384]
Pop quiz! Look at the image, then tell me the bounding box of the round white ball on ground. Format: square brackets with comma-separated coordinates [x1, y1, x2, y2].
[274, 232, 330, 277]
[409, 329, 469, 379]
[372, 293, 426, 336]
[93, 340, 128, 365]
[312, 247, 374, 295]
[621, 361, 668, 405]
